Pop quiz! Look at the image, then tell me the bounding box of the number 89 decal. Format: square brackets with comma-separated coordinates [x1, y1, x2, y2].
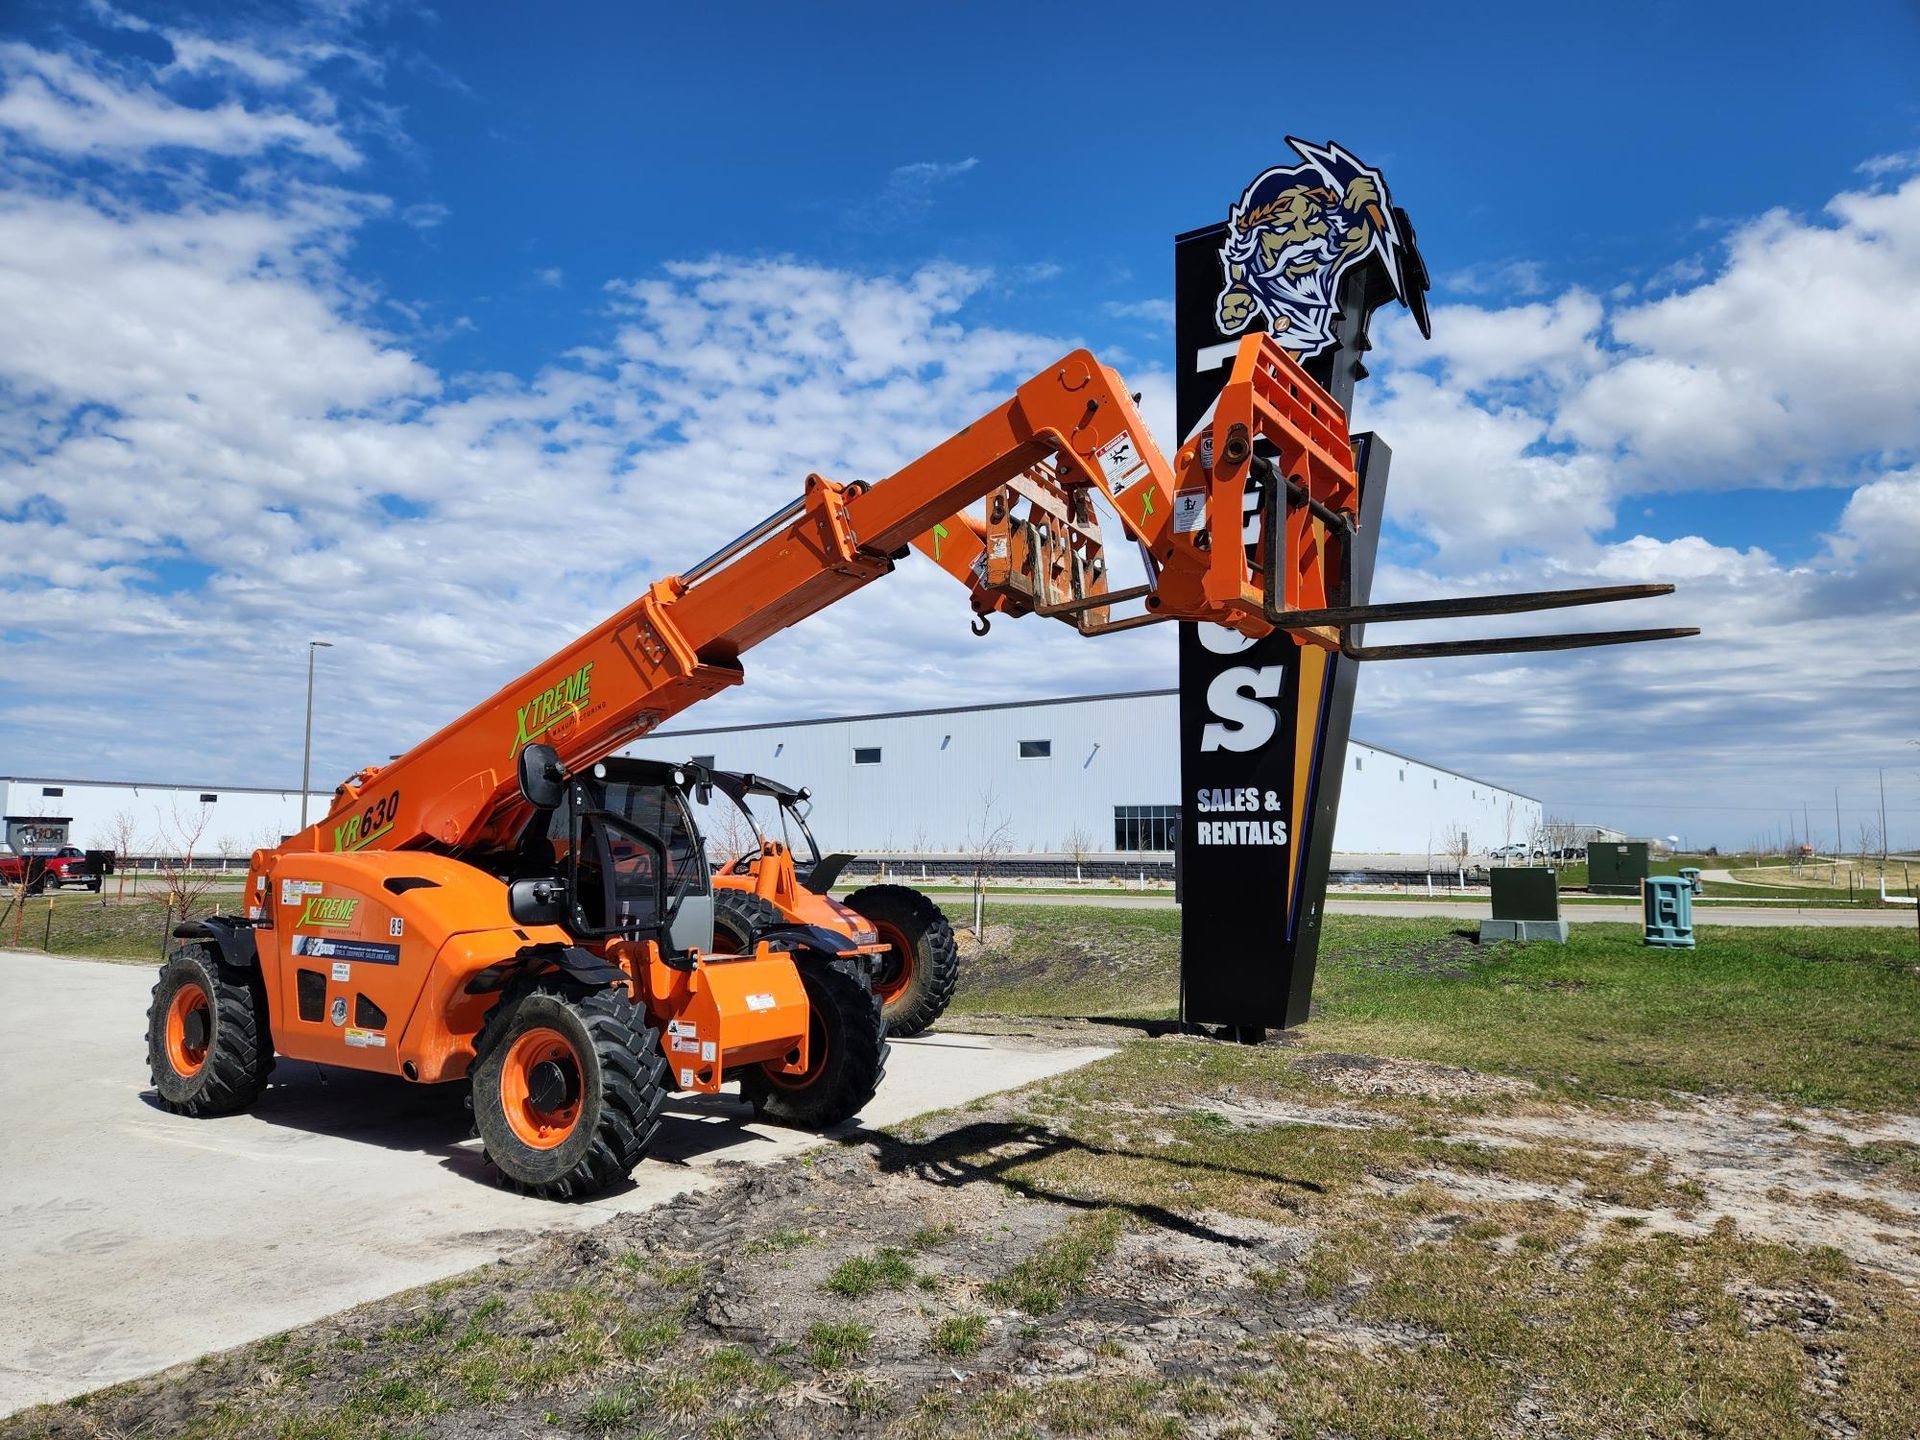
[333, 790, 401, 852]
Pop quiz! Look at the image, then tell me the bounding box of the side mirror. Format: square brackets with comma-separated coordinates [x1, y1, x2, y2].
[507, 876, 568, 927]
[517, 742, 565, 810]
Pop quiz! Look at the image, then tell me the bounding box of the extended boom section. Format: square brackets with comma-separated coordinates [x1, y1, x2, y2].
[293, 336, 1329, 865]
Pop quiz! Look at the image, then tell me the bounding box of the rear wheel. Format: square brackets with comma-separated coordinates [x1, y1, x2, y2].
[739, 959, 887, 1128]
[711, 889, 782, 955]
[845, 884, 959, 1037]
[471, 981, 668, 1200]
[147, 946, 272, 1115]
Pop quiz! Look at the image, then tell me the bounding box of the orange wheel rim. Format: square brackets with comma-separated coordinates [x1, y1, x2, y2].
[764, 1010, 828, 1091]
[870, 921, 915, 1004]
[500, 1027, 583, 1149]
[165, 983, 211, 1076]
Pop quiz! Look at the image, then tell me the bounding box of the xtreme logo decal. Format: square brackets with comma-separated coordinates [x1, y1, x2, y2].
[297, 895, 359, 929]
[512, 660, 595, 755]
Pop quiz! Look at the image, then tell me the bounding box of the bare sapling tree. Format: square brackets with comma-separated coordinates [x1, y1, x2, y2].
[964, 789, 1016, 938]
[152, 799, 221, 929]
[5, 847, 38, 949]
[1061, 824, 1093, 883]
[708, 798, 758, 870]
[1442, 824, 1471, 888]
[102, 808, 141, 901]
[1858, 820, 1885, 883]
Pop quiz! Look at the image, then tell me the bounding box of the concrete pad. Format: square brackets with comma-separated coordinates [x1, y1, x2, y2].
[0, 951, 1111, 1414]
[1480, 918, 1570, 943]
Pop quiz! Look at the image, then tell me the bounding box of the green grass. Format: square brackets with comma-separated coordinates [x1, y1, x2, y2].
[803, 1320, 873, 1370]
[822, 1247, 917, 1298]
[930, 1313, 990, 1357]
[1308, 918, 1920, 1108]
[0, 892, 178, 961]
[1842, 1140, 1920, 1180]
[920, 1217, 1920, 1440]
[949, 907, 1920, 1109]
[16, 898, 1920, 1440]
[982, 1210, 1124, 1315]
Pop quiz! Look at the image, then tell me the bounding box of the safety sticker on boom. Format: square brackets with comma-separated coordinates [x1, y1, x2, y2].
[1094, 432, 1150, 492]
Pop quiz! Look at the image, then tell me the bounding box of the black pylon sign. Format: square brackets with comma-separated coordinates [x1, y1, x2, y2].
[1174, 138, 1429, 1032]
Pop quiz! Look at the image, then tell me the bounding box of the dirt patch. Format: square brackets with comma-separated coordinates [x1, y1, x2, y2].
[1415, 1101, 1920, 1285]
[15, 1046, 1920, 1439]
[1295, 1051, 1538, 1101]
[1325, 927, 1483, 979]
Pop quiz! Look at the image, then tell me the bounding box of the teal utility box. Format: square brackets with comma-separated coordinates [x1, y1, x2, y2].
[1482, 867, 1568, 943]
[1588, 841, 1650, 895]
[1677, 866, 1703, 894]
[1643, 875, 1695, 948]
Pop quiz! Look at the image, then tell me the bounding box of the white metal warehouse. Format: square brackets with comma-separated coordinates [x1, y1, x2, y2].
[625, 689, 1541, 858]
[3, 692, 1539, 863]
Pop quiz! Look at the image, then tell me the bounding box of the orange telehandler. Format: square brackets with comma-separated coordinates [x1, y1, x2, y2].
[146, 335, 1688, 1198]
[694, 765, 959, 1037]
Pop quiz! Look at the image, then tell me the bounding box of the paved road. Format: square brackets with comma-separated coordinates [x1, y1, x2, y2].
[970, 893, 1919, 927]
[0, 952, 1111, 1415]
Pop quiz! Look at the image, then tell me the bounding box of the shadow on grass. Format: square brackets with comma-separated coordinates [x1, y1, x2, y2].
[852, 1118, 1323, 1248]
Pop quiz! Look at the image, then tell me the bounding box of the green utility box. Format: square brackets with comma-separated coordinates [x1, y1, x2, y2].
[1482, 867, 1568, 943]
[1587, 841, 1650, 895]
[1643, 875, 1696, 948]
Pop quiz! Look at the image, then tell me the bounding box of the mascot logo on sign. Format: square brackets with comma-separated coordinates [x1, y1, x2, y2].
[1216, 137, 1426, 356]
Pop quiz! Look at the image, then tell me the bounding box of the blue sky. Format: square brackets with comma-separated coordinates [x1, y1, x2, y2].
[2, 0, 1918, 849]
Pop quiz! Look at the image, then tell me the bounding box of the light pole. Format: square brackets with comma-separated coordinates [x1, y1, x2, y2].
[300, 641, 333, 829]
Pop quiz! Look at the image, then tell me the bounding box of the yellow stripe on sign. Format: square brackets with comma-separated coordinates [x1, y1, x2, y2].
[1288, 644, 1329, 905]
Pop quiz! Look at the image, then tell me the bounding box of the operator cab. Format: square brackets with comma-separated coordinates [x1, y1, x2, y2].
[507, 748, 714, 958]
[687, 764, 854, 894]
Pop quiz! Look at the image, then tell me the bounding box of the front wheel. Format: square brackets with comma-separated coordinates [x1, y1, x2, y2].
[844, 884, 959, 1038]
[147, 946, 272, 1115]
[471, 982, 669, 1200]
[711, 889, 782, 955]
[739, 960, 887, 1128]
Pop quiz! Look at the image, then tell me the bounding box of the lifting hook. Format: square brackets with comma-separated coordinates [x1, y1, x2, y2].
[970, 613, 992, 637]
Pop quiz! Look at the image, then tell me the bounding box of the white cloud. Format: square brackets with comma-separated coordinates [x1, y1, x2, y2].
[0, 17, 1915, 847]
[1441, 257, 1548, 298]
[1102, 298, 1175, 328]
[1858, 149, 1920, 177]
[1560, 183, 1920, 484]
[1345, 172, 1920, 840]
[0, 42, 358, 166]
[853, 157, 979, 225]
[0, 41, 1132, 788]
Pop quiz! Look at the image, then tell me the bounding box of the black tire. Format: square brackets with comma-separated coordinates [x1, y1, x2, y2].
[739, 958, 888, 1129]
[147, 945, 272, 1116]
[471, 980, 669, 1201]
[712, 889, 783, 955]
[844, 883, 959, 1038]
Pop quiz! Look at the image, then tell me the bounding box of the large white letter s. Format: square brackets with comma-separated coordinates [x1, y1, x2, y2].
[1200, 665, 1283, 752]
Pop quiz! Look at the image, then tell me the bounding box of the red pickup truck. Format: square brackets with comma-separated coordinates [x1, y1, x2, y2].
[0, 846, 107, 893]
